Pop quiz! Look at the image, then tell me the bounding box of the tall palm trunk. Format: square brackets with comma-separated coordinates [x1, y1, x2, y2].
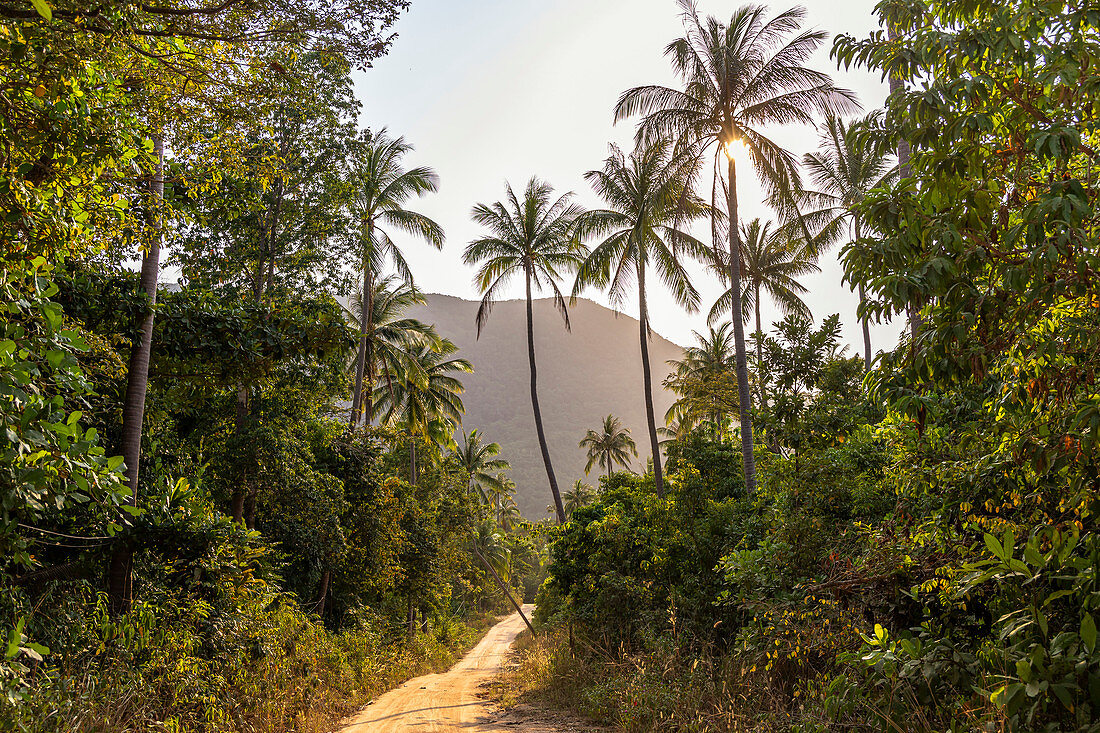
[725, 155, 757, 494]
[636, 261, 665, 498]
[886, 19, 922, 341]
[409, 433, 418, 485]
[526, 268, 565, 523]
[350, 221, 374, 428]
[108, 134, 164, 615]
[854, 218, 872, 371]
[754, 282, 765, 405]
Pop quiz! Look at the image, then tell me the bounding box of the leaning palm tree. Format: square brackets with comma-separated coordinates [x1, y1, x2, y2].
[342, 276, 441, 421]
[615, 0, 858, 492]
[790, 114, 897, 371]
[455, 429, 511, 502]
[579, 414, 639, 482]
[348, 129, 445, 429]
[573, 140, 709, 497]
[371, 338, 472, 484]
[463, 177, 587, 524]
[708, 218, 819, 400]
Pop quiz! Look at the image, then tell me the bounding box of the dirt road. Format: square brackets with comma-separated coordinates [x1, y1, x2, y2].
[340, 606, 593, 733]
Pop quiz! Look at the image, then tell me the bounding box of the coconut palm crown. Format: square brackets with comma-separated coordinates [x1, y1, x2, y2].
[456, 429, 511, 502]
[792, 113, 897, 370]
[573, 139, 709, 498]
[614, 0, 858, 493]
[347, 128, 444, 429]
[579, 414, 639, 481]
[462, 177, 587, 524]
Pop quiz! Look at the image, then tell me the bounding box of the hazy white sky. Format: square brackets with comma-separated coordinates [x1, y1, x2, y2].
[352, 0, 903, 350]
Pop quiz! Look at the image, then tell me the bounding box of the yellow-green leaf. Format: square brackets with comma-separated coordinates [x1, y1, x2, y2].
[30, 0, 52, 21]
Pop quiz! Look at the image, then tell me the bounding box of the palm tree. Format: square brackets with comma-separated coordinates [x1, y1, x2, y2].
[708, 218, 819, 399]
[615, 1, 857, 493]
[342, 275, 440, 420]
[563, 480, 595, 519]
[792, 114, 897, 371]
[579, 414, 639, 482]
[371, 338, 472, 484]
[664, 324, 741, 438]
[463, 177, 587, 524]
[455, 429, 511, 502]
[348, 129, 445, 429]
[573, 140, 708, 498]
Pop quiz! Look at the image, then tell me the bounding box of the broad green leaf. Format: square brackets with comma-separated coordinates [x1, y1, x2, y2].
[1082, 613, 1096, 653]
[30, 0, 52, 21]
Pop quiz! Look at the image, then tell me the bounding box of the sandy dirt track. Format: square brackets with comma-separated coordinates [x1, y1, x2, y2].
[339, 606, 596, 733]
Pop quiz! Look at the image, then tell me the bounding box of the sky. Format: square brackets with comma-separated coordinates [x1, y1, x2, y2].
[351, 0, 903, 351]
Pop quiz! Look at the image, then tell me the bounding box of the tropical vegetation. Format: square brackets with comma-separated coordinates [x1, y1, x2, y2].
[5, 0, 1098, 731]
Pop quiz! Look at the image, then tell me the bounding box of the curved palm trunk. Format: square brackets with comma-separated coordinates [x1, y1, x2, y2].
[350, 221, 374, 429]
[726, 156, 757, 494]
[637, 262, 665, 498]
[109, 134, 164, 615]
[526, 269, 565, 523]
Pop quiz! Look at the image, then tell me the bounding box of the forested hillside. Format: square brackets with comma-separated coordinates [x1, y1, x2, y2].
[408, 295, 682, 517]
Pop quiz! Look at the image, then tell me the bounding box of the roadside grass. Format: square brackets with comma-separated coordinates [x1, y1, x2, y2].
[5, 592, 501, 733]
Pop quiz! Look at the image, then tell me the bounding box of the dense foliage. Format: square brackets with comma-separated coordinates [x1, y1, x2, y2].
[1, 2, 545, 730]
[515, 1, 1100, 731]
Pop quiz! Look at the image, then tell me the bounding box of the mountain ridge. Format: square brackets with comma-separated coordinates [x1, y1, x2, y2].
[407, 294, 683, 518]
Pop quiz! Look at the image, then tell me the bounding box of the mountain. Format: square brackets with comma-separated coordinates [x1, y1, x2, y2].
[408, 294, 684, 519]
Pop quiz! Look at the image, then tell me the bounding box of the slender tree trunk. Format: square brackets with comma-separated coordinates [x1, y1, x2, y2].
[316, 569, 330, 617]
[725, 155, 757, 494]
[231, 384, 249, 523]
[472, 543, 536, 637]
[108, 134, 164, 615]
[350, 221, 374, 428]
[406, 593, 416, 643]
[754, 283, 765, 405]
[409, 434, 418, 486]
[637, 262, 665, 498]
[886, 19, 922, 342]
[854, 218, 873, 372]
[526, 269, 565, 523]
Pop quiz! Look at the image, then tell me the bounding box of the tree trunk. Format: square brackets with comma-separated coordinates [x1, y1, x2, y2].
[350, 221, 374, 429]
[406, 593, 416, 643]
[755, 282, 765, 405]
[637, 262, 665, 498]
[886, 19, 922, 342]
[725, 155, 757, 494]
[472, 543, 536, 637]
[316, 569, 330, 617]
[109, 133, 164, 615]
[525, 269, 565, 523]
[409, 434, 418, 486]
[231, 384, 249, 523]
[854, 218, 872, 372]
